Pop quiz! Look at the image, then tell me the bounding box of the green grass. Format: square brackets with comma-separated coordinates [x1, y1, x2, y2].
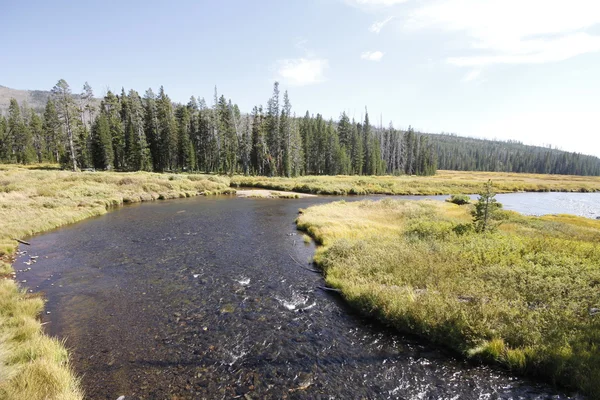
[0, 165, 234, 400]
[296, 199, 600, 397]
[232, 170, 600, 195]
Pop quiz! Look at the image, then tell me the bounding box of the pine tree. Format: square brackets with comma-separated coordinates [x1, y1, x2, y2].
[6, 98, 20, 163]
[79, 82, 95, 128]
[102, 90, 124, 169]
[175, 104, 194, 171]
[0, 115, 8, 162]
[42, 99, 63, 163]
[362, 109, 372, 175]
[288, 114, 304, 176]
[143, 89, 160, 171]
[265, 82, 280, 176]
[126, 90, 151, 171]
[350, 119, 363, 174]
[51, 79, 78, 171]
[156, 86, 177, 171]
[472, 180, 501, 233]
[91, 113, 114, 170]
[29, 111, 44, 163]
[281, 90, 292, 177]
[300, 111, 313, 174]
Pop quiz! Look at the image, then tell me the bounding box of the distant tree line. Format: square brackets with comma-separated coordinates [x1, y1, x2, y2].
[0, 80, 437, 176]
[430, 133, 600, 176]
[2, 79, 598, 177]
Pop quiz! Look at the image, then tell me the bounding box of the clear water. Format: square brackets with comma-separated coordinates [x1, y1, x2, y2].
[15, 193, 596, 399]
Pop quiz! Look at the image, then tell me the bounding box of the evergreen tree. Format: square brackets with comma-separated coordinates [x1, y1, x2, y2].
[0, 115, 8, 162]
[281, 91, 292, 177]
[175, 104, 194, 171]
[156, 86, 177, 171]
[125, 90, 150, 171]
[79, 82, 95, 128]
[143, 89, 160, 171]
[265, 82, 280, 175]
[29, 111, 44, 163]
[42, 99, 63, 163]
[51, 79, 78, 171]
[91, 113, 114, 170]
[362, 110, 372, 174]
[472, 180, 501, 233]
[350, 119, 363, 174]
[102, 90, 124, 169]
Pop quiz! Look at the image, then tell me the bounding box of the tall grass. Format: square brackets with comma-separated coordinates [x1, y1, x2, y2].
[233, 170, 600, 195]
[297, 199, 600, 397]
[0, 165, 233, 399]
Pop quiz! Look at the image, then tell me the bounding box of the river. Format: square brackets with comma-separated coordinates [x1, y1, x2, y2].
[15, 193, 599, 399]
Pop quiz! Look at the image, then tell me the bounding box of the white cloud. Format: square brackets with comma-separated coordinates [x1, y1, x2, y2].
[370, 16, 395, 33]
[406, 0, 600, 67]
[276, 58, 329, 86]
[462, 69, 481, 82]
[361, 51, 385, 61]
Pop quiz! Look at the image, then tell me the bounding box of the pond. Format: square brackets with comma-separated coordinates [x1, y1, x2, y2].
[16, 193, 597, 399]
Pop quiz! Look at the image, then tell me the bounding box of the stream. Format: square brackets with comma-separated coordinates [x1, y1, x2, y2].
[15, 193, 599, 399]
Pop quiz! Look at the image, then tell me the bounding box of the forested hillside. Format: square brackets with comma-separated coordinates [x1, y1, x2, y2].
[429, 133, 600, 176]
[0, 80, 598, 176]
[0, 80, 435, 176]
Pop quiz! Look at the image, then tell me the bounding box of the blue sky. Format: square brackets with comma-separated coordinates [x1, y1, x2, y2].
[2, 0, 599, 156]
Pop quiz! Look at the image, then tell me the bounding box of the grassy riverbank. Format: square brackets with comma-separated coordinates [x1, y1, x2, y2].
[0, 165, 233, 399]
[297, 199, 600, 397]
[233, 170, 600, 195]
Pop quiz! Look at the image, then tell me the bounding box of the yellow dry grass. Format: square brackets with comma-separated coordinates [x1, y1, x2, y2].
[233, 170, 600, 195]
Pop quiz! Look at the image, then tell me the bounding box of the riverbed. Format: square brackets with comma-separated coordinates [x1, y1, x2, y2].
[15, 193, 598, 399]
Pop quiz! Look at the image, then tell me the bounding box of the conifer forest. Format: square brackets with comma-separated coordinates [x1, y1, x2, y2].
[1, 79, 598, 177]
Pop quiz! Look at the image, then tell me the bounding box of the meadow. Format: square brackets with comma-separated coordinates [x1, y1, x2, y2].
[233, 170, 600, 195]
[296, 199, 600, 397]
[1, 165, 600, 399]
[0, 165, 232, 400]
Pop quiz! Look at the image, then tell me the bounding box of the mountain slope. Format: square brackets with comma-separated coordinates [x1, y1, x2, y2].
[0, 85, 52, 113]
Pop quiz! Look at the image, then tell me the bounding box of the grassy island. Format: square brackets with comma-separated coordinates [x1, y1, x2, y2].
[297, 199, 600, 397]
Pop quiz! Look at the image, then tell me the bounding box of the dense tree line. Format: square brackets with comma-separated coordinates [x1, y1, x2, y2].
[429, 133, 600, 176]
[0, 80, 437, 176]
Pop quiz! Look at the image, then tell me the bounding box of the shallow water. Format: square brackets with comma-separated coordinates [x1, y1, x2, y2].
[15, 193, 597, 399]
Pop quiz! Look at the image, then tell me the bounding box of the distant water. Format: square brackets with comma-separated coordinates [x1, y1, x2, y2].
[388, 192, 600, 219]
[495, 192, 600, 219]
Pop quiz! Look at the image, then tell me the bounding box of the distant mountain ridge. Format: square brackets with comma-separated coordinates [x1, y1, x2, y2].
[0, 85, 53, 113]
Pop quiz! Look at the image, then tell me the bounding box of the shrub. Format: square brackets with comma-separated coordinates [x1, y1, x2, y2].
[446, 194, 471, 205]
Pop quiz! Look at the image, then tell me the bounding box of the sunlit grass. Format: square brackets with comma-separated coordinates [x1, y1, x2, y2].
[297, 199, 600, 397]
[233, 170, 600, 195]
[0, 164, 233, 400]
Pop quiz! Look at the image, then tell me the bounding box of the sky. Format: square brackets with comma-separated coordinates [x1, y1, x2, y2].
[1, 0, 599, 156]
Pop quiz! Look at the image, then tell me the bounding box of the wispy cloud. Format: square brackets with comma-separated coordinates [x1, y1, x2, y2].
[361, 51, 385, 61]
[275, 58, 329, 86]
[406, 0, 600, 67]
[462, 69, 481, 82]
[369, 16, 395, 33]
